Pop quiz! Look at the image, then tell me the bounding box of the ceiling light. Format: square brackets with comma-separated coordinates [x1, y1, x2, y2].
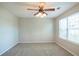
[35, 12, 47, 17]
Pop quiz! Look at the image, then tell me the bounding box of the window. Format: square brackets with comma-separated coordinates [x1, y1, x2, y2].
[59, 18, 67, 39]
[68, 13, 79, 43]
[59, 12, 79, 43]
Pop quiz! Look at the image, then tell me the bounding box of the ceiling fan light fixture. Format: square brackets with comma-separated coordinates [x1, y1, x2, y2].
[42, 13, 46, 16]
[35, 12, 41, 16]
[35, 12, 47, 17]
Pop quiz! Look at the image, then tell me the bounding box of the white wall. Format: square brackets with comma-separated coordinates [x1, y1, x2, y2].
[19, 18, 55, 43]
[0, 6, 19, 55]
[55, 4, 79, 55]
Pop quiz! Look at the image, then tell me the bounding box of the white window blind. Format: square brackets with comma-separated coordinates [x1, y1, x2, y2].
[59, 18, 67, 39]
[68, 13, 79, 43]
[59, 12, 79, 44]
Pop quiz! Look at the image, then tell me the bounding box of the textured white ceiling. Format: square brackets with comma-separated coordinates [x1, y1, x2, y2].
[0, 2, 78, 18]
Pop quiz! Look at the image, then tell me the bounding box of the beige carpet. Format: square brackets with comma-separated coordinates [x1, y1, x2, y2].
[2, 43, 73, 56]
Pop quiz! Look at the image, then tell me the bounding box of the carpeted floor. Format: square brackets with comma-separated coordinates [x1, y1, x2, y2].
[2, 43, 73, 56]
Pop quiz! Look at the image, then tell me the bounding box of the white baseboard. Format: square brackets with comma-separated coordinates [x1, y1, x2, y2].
[0, 42, 18, 55]
[19, 41, 55, 43]
[56, 42, 77, 56]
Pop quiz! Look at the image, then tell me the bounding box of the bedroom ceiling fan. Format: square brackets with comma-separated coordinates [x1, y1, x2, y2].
[27, 2, 60, 17]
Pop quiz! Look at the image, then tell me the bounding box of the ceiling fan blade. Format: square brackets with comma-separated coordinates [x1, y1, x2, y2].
[43, 12, 48, 15]
[44, 8, 55, 11]
[27, 8, 38, 11]
[34, 12, 39, 15]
